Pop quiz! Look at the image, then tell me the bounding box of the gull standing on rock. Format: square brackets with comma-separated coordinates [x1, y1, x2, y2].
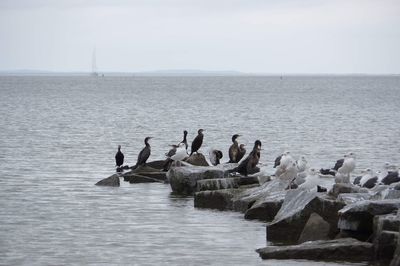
[337, 152, 356, 183]
[358, 168, 378, 188]
[275, 151, 294, 176]
[379, 163, 400, 185]
[299, 168, 320, 192]
[171, 143, 188, 167]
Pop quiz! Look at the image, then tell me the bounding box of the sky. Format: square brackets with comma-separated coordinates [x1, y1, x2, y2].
[0, 0, 399, 74]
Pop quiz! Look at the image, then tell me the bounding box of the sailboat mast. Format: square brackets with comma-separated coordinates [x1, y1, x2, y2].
[91, 47, 98, 76]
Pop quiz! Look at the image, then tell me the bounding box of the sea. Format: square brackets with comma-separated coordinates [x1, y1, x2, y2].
[1, 75, 399, 265]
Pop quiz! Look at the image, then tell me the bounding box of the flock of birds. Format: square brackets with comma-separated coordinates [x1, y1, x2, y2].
[114, 129, 400, 192]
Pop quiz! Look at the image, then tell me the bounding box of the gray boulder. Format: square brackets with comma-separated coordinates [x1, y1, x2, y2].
[184, 153, 209, 166]
[243, 178, 290, 222]
[196, 178, 238, 192]
[267, 189, 345, 244]
[95, 174, 120, 187]
[298, 213, 331, 243]
[168, 166, 226, 195]
[328, 183, 368, 198]
[338, 199, 400, 234]
[256, 238, 373, 262]
[373, 214, 400, 263]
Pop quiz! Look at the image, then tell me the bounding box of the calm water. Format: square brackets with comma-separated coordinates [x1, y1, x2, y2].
[1, 76, 399, 265]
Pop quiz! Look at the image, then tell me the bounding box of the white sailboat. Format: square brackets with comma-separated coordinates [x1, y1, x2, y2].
[91, 48, 98, 77]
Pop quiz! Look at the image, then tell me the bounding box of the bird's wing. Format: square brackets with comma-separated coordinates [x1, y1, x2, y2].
[333, 159, 344, 171]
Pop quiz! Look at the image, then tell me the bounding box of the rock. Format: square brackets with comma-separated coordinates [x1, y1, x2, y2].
[337, 193, 372, 205]
[184, 153, 209, 166]
[129, 174, 164, 183]
[95, 174, 120, 187]
[196, 178, 238, 192]
[122, 166, 167, 183]
[256, 238, 373, 262]
[237, 176, 260, 186]
[167, 166, 226, 195]
[194, 188, 239, 211]
[373, 214, 400, 263]
[142, 160, 166, 170]
[391, 216, 400, 266]
[328, 183, 368, 198]
[298, 213, 331, 243]
[241, 179, 290, 222]
[267, 189, 345, 244]
[338, 199, 400, 234]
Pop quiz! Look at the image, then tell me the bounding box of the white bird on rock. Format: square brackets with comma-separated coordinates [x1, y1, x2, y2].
[337, 152, 356, 183]
[299, 168, 320, 192]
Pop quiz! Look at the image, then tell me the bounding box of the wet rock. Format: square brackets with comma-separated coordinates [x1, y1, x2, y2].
[194, 188, 241, 211]
[338, 199, 400, 234]
[95, 174, 120, 187]
[267, 189, 345, 244]
[298, 213, 331, 243]
[123, 166, 167, 183]
[184, 153, 209, 166]
[237, 176, 260, 186]
[391, 214, 400, 266]
[337, 193, 372, 205]
[256, 238, 373, 262]
[328, 183, 368, 198]
[196, 178, 238, 192]
[373, 214, 400, 263]
[241, 179, 290, 222]
[128, 174, 164, 183]
[167, 166, 226, 195]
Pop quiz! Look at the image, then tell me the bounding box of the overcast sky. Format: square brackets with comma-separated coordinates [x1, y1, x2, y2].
[0, 0, 399, 74]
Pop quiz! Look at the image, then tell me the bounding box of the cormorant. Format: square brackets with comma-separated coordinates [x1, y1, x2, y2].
[228, 134, 241, 163]
[190, 129, 204, 156]
[180, 130, 188, 151]
[236, 144, 246, 162]
[115, 145, 124, 168]
[132, 137, 152, 170]
[209, 149, 223, 166]
[233, 140, 262, 176]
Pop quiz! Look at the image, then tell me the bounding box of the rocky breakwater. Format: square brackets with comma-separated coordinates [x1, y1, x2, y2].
[257, 182, 400, 264]
[193, 169, 400, 264]
[95, 160, 167, 186]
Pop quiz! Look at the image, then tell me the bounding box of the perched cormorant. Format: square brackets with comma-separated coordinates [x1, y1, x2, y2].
[180, 130, 188, 151]
[132, 137, 152, 170]
[190, 129, 204, 156]
[209, 149, 223, 166]
[228, 134, 241, 163]
[236, 144, 246, 162]
[115, 145, 124, 167]
[233, 140, 262, 176]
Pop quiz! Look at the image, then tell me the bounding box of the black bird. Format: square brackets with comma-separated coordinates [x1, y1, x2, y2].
[228, 134, 241, 163]
[115, 145, 124, 167]
[180, 130, 188, 151]
[190, 129, 204, 156]
[233, 140, 262, 176]
[236, 144, 246, 162]
[132, 137, 152, 170]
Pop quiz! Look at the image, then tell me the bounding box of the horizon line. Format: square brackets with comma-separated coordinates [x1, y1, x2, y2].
[0, 69, 399, 76]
